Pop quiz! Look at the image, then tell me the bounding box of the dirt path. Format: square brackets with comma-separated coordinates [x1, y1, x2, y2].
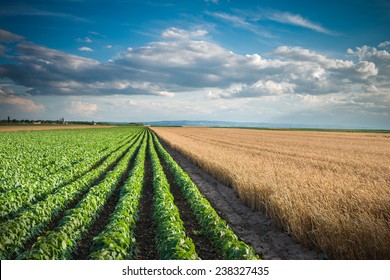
[134, 145, 158, 260]
[160, 140, 326, 260]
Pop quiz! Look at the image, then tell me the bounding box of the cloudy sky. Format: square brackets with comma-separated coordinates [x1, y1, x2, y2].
[0, 0, 389, 128]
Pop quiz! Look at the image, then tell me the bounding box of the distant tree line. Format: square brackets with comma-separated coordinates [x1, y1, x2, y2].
[0, 117, 146, 126]
[0, 116, 98, 125]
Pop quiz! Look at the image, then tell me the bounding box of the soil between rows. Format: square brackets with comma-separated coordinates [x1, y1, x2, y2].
[156, 137, 326, 260]
[133, 142, 158, 260]
[157, 151, 221, 260]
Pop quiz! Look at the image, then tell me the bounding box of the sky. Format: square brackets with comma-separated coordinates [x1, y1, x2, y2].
[0, 0, 389, 128]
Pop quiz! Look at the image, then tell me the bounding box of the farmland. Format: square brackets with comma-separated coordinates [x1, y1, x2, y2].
[152, 127, 390, 259]
[0, 126, 258, 260]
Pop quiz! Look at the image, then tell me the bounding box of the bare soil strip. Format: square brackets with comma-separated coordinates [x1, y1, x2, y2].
[133, 144, 158, 260]
[158, 152, 221, 260]
[159, 139, 325, 260]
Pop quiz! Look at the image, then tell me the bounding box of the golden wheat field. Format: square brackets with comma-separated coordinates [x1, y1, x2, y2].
[152, 127, 390, 259]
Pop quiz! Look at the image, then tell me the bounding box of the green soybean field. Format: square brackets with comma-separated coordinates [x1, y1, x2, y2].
[0, 126, 259, 260]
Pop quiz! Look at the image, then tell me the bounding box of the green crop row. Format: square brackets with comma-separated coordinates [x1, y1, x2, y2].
[18, 132, 145, 260]
[0, 130, 137, 219]
[149, 134, 199, 260]
[152, 133, 260, 260]
[0, 128, 132, 193]
[88, 133, 148, 260]
[0, 130, 144, 259]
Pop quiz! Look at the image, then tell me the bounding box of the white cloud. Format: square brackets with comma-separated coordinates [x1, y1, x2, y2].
[355, 61, 378, 78]
[158, 91, 175, 97]
[77, 37, 92, 43]
[209, 12, 251, 28]
[207, 12, 273, 38]
[78, 47, 93, 52]
[267, 46, 384, 94]
[378, 41, 390, 48]
[204, 0, 219, 4]
[88, 31, 105, 37]
[0, 94, 45, 113]
[271, 46, 352, 68]
[14, 43, 99, 70]
[67, 100, 97, 116]
[0, 87, 15, 95]
[0, 29, 24, 43]
[211, 80, 295, 98]
[120, 40, 230, 68]
[221, 9, 334, 36]
[264, 11, 334, 35]
[106, 45, 113, 49]
[0, 6, 86, 22]
[346, 45, 390, 61]
[345, 45, 390, 80]
[161, 28, 208, 39]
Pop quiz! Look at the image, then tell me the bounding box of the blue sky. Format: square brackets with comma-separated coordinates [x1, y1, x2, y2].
[0, 0, 389, 128]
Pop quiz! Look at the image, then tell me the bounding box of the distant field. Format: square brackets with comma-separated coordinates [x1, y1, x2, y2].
[0, 125, 114, 132]
[152, 127, 390, 259]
